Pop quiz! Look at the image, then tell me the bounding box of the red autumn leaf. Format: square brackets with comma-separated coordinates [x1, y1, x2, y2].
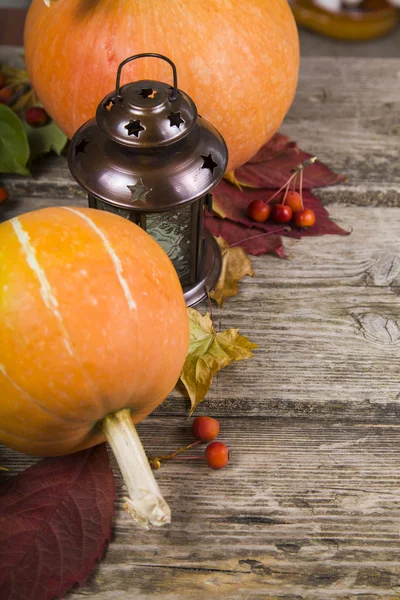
[234, 136, 345, 189]
[0, 444, 116, 600]
[205, 215, 286, 257]
[246, 133, 291, 164]
[288, 191, 351, 238]
[212, 181, 349, 241]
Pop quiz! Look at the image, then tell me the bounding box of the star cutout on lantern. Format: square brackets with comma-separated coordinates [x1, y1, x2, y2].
[124, 119, 145, 137]
[104, 97, 117, 111]
[167, 111, 184, 128]
[127, 178, 152, 205]
[138, 88, 157, 99]
[75, 138, 90, 156]
[201, 153, 218, 175]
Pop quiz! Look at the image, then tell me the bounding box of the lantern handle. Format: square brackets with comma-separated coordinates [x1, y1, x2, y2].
[115, 53, 179, 101]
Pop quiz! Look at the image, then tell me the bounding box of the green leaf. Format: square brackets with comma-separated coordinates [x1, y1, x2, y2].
[24, 120, 68, 160]
[180, 308, 257, 414]
[0, 104, 30, 175]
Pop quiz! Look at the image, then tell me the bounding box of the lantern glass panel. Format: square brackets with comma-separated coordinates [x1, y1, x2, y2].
[95, 200, 132, 220]
[146, 205, 192, 285]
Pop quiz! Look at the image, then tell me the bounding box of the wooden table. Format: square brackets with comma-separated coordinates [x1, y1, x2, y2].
[2, 57, 400, 599]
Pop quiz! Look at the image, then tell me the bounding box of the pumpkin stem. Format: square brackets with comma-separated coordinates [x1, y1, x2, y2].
[101, 408, 171, 530]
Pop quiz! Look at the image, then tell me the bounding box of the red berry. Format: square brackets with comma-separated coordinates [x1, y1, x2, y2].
[271, 204, 292, 224]
[0, 73, 5, 89]
[192, 416, 220, 442]
[0, 187, 8, 205]
[295, 208, 316, 228]
[25, 106, 48, 127]
[285, 191, 303, 213]
[247, 200, 271, 223]
[0, 86, 12, 104]
[205, 441, 229, 470]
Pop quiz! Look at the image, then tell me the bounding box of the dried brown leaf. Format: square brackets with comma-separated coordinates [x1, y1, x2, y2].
[180, 308, 257, 414]
[210, 237, 254, 308]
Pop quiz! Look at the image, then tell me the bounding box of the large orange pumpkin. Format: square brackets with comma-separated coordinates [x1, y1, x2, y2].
[0, 207, 189, 526]
[24, 0, 299, 171]
[0, 206, 188, 456]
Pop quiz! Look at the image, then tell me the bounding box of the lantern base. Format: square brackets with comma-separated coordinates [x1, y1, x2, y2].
[183, 230, 222, 307]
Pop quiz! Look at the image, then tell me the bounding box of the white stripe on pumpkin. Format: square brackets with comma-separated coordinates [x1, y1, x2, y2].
[63, 207, 137, 311]
[11, 217, 75, 356]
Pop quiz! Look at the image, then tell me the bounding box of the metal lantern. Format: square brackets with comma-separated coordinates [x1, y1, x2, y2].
[68, 53, 228, 306]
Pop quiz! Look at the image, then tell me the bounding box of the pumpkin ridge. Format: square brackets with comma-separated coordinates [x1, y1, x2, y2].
[63, 208, 137, 312]
[0, 205, 189, 458]
[11, 216, 74, 356]
[10, 214, 104, 411]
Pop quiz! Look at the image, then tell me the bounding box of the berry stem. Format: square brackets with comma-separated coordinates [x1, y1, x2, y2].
[266, 173, 297, 205]
[282, 183, 290, 206]
[291, 156, 317, 174]
[171, 456, 204, 461]
[149, 440, 202, 469]
[299, 169, 304, 210]
[230, 226, 290, 248]
[267, 157, 317, 205]
[158, 440, 201, 461]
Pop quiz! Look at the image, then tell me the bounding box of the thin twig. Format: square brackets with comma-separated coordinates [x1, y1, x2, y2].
[291, 156, 317, 174]
[171, 456, 204, 461]
[149, 440, 202, 469]
[300, 168, 304, 210]
[282, 183, 290, 205]
[230, 226, 291, 248]
[265, 172, 297, 204]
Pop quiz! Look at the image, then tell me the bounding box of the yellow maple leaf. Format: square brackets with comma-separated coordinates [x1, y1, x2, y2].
[210, 237, 254, 308]
[180, 308, 257, 414]
[223, 170, 258, 190]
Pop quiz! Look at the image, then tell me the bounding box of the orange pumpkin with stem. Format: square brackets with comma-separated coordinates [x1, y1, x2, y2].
[0, 207, 189, 528]
[24, 0, 299, 172]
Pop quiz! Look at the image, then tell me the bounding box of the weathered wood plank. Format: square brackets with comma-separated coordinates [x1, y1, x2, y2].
[3, 418, 400, 599]
[281, 58, 400, 207]
[1, 58, 400, 206]
[2, 51, 400, 600]
[298, 27, 400, 59]
[2, 202, 400, 423]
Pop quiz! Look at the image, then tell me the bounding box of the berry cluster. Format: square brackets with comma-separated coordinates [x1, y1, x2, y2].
[193, 417, 229, 469]
[0, 72, 11, 104]
[0, 69, 48, 127]
[24, 106, 49, 128]
[149, 416, 229, 471]
[247, 158, 317, 229]
[0, 187, 8, 206]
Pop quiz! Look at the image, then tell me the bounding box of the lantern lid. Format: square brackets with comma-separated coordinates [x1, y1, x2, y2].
[97, 81, 198, 149]
[68, 53, 228, 212]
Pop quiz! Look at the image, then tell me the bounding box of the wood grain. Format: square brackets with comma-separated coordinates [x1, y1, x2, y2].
[1, 55, 400, 599]
[1, 203, 400, 599]
[3, 418, 400, 599]
[1, 58, 400, 207]
[281, 58, 400, 207]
